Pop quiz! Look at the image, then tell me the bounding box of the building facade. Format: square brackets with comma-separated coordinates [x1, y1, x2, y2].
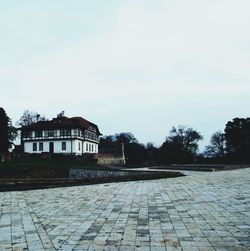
[20, 116, 102, 155]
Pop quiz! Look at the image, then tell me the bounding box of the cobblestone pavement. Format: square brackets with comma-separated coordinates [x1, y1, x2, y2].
[0, 169, 249, 251]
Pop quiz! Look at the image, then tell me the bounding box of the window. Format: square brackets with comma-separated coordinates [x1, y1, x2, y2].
[23, 131, 32, 138]
[39, 142, 43, 151]
[60, 129, 71, 136]
[33, 143, 37, 151]
[88, 126, 96, 132]
[86, 143, 88, 151]
[72, 129, 77, 137]
[85, 131, 90, 139]
[62, 142, 66, 150]
[35, 131, 42, 137]
[92, 145, 93, 152]
[78, 142, 81, 151]
[74, 129, 81, 137]
[48, 130, 55, 137]
[44, 130, 56, 137]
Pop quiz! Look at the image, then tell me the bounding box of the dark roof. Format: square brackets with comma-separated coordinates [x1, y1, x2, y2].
[20, 116, 102, 135]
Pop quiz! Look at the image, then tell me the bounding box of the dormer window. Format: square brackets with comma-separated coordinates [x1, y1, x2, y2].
[88, 126, 96, 132]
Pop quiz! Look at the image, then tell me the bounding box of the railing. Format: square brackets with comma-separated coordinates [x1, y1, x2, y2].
[22, 135, 99, 143]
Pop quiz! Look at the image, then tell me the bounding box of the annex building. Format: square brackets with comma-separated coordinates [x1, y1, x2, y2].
[20, 116, 102, 155]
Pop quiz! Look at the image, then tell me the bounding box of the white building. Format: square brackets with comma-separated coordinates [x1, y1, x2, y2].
[20, 116, 102, 155]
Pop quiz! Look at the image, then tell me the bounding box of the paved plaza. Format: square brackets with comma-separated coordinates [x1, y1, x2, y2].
[0, 168, 249, 251]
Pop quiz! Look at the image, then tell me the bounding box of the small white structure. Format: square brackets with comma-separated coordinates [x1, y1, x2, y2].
[20, 116, 102, 155]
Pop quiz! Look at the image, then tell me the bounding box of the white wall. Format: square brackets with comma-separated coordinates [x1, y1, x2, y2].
[83, 141, 98, 153]
[72, 140, 83, 155]
[24, 140, 72, 154]
[24, 140, 98, 154]
[24, 142, 34, 153]
[54, 140, 72, 153]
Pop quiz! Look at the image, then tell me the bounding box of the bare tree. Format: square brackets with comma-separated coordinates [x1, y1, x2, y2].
[205, 131, 226, 158]
[16, 110, 47, 126]
[160, 126, 203, 163]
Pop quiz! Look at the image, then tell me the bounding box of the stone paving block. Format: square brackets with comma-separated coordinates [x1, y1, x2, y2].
[103, 246, 119, 251]
[135, 245, 150, 251]
[0, 168, 249, 250]
[166, 246, 183, 251]
[198, 247, 215, 251]
[73, 241, 92, 250]
[58, 244, 77, 251]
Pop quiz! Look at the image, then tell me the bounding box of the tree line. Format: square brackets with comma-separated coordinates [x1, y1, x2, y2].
[0, 107, 250, 164]
[99, 120, 250, 165]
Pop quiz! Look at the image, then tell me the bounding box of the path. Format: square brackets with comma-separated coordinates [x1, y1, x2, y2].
[0, 169, 249, 250]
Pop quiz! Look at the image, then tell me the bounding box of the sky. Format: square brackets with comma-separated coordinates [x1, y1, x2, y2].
[1, 0, 250, 149]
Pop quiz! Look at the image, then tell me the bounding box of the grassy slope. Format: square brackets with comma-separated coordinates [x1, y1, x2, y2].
[0, 156, 104, 178]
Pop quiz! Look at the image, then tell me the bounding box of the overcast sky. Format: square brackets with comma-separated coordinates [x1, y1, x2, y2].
[1, 0, 250, 148]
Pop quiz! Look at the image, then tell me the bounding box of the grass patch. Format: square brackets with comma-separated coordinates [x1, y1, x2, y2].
[0, 154, 104, 178]
[0, 155, 184, 191]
